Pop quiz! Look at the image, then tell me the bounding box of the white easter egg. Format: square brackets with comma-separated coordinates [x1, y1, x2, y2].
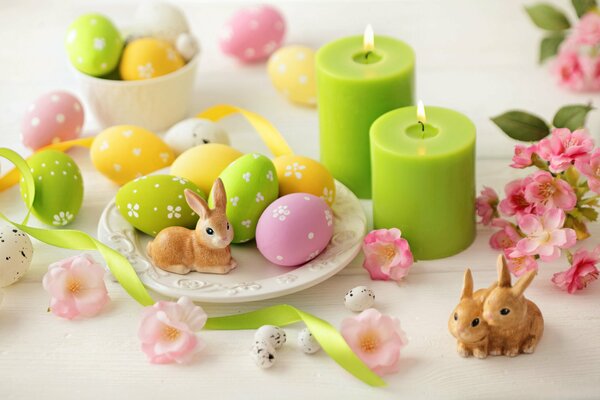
[0, 226, 33, 287]
[254, 325, 286, 349]
[344, 286, 375, 312]
[298, 327, 320, 354]
[250, 339, 277, 369]
[165, 118, 230, 156]
[176, 33, 199, 61]
[132, 2, 189, 43]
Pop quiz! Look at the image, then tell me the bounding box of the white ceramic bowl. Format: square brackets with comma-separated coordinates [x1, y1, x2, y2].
[73, 55, 199, 132]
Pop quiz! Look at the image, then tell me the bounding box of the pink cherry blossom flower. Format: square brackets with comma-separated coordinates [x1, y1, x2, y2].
[476, 186, 499, 225]
[489, 219, 522, 250]
[511, 144, 537, 169]
[139, 297, 207, 364]
[553, 50, 586, 91]
[573, 12, 600, 46]
[512, 208, 576, 262]
[498, 178, 535, 217]
[552, 247, 600, 294]
[42, 254, 109, 320]
[582, 55, 600, 90]
[523, 170, 577, 212]
[340, 308, 408, 376]
[537, 128, 595, 173]
[503, 250, 538, 277]
[575, 149, 600, 193]
[362, 228, 413, 282]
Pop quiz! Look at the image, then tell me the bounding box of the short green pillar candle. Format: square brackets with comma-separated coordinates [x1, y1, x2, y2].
[370, 105, 476, 260]
[316, 27, 415, 199]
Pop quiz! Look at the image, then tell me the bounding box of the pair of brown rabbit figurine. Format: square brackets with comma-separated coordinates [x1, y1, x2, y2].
[448, 254, 544, 359]
[146, 178, 237, 275]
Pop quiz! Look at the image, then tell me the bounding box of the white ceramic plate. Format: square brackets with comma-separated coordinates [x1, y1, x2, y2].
[97, 180, 366, 303]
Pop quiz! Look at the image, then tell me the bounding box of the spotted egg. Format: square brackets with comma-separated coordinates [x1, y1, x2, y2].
[21, 91, 84, 150]
[250, 339, 277, 369]
[344, 286, 376, 312]
[20, 150, 83, 227]
[210, 153, 279, 244]
[116, 174, 205, 237]
[0, 226, 33, 288]
[165, 118, 230, 156]
[268, 45, 316, 106]
[170, 143, 243, 195]
[298, 327, 321, 354]
[273, 155, 335, 206]
[256, 193, 333, 267]
[91, 125, 175, 186]
[65, 13, 123, 76]
[120, 38, 184, 81]
[254, 325, 286, 349]
[219, 5, 285, 63]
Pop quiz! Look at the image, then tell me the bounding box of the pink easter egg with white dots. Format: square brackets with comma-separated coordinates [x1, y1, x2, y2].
[21, 91, 84, 150]
[219, 5, 285, 63]
[256, 193, 334, 267]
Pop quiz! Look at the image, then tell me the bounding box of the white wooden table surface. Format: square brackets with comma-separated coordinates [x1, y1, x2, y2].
[1, 1, 599, 399]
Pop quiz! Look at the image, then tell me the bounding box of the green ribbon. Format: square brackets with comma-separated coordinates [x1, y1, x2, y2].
[0, 147, 385, 387]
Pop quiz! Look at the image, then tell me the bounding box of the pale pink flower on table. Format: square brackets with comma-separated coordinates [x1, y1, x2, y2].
[537, 128, 595, 173]
[42, 254, 109, 320]
[489, 218, 522, 250]
[524, 170, 577, 212]
[362, 228, 414, 282]
[476, 186, 499, 225]
[576, 149, 600, 194]
[340, 308, 408, 376]
[511, 208, 576, 262]
[553, 50, 586, 91]
[498, 178, 535, 217]
[511, 144, 537, 169]
[503, 249, 538, 277]
[572, 12, 600, 46]
[138, 297, 207, 364]
[552, 247, 600, 294]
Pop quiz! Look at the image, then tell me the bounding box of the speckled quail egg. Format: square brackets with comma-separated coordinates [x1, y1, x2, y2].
[250, 339, 277, 369]
[254, 325, 286, 349]
[0, 226, 34, 287]
[344, 286, 375, 312]
[164, 118, 230, 156]
[297, 327, 320, 354]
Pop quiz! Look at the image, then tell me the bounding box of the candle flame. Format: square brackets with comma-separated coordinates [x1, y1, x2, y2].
[364, 24, 374, 52]
[417, 100, 426, 124]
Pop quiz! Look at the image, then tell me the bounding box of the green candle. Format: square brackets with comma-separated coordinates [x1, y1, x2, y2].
[370, 104, 476, 260]
[316, 26, 415, 199]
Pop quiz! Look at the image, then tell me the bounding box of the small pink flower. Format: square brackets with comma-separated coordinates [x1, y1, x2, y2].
[340, 308, 408, 376]
[573, 12, 600, 46]
[498, 178, 535, 217]
[512, 208, 576, 262]
[362, 228, 413, 282]
[503, 250, 538, 277]
[42, 254, 109, 320]
[552, 248, 600, 294]
[575, 149, 600, 193]
[489, 219, 522, 250]
[553, 50, 586, 91]
[537, 128, 595, 173]
[581, 55, 600, 90]
[510, 144, 537, 169]
[138, 297, 207, 364]
[476, 186, 499, 225]
[523, 170, 577, 212]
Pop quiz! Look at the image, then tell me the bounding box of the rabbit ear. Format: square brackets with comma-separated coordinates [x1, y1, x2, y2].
[461, 268, 474, 300]
[497, 254, 512, 288]
[212, 178, 227, 211]
[185, 189, 209, 219]
[512, 270, 537, 297]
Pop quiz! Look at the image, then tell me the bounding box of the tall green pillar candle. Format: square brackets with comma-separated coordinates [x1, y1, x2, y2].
[370, 105, 476, 260]
[316, 27, 415, 199]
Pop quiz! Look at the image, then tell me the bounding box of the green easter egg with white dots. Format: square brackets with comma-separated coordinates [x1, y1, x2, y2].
[65, 13, 123, 76]
[210, 153, 278, 243]
[20, 150, 83, 227]
[116, 175, 206, 237]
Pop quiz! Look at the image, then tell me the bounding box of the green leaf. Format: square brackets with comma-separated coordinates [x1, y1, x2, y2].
[525, 3, 571, 31]
[572, 0, 598, 18]
[553, 104, 595, 130]
[539, 33, 566, 63]
[580, 206, 599, 222]
[563, 166, 581, 187]
[491, 111, 550, 142]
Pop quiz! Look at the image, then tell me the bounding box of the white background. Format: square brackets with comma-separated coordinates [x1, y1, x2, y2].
[0, 1, 599, 399]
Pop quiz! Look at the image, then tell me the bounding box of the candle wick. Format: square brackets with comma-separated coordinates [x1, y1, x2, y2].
[418, 121, 425, 132]
[365, 51, 371, 61]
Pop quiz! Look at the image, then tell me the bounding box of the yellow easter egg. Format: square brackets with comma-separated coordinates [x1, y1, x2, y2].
[119, 38, 184, 80]
[91, 125, 175, 185]
[273, 154, 335, 205]
[170, 143, 243, 195]
[267, 45, 316, 106]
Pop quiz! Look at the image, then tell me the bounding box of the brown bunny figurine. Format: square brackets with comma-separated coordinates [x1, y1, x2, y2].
[448, 269, 496, 359]
[146, 178, 237, 275]
[483, 254, 544, 357]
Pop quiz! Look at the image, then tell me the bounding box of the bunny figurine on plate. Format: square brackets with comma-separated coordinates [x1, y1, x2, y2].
[146, 178, 237, 275]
